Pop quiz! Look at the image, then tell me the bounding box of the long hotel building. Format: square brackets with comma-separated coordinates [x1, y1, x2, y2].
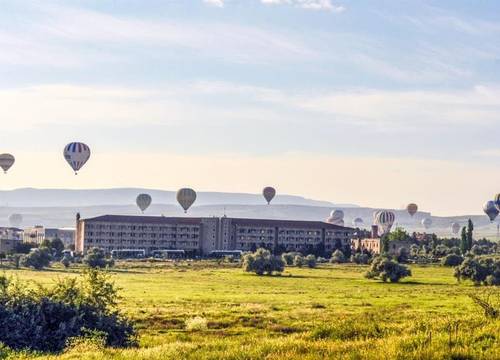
[75, 214, 355, 256]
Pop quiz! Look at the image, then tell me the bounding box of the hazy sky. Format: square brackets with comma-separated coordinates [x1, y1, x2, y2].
[1, 0, 500, 215]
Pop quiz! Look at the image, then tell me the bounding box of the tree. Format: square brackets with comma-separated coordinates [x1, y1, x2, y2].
[454, 256, 499, 286]
[441, 254, 463, 267]
[20, 248, 51, 270]
[14, 241, 38, 254]
[350, 253, 370, 264]
[83, 247, 114, 269]
[243, 248, 284, 276]
[305, 254, 317, 268]
[387, 228, 410, 242]
[381, 235, 390, 254]
[50, 238, 65, 258]
[365, 256, 411, 283]
[467, 219, 474, 252]
[460, 226, 468, 254]
[330, 249, 346, 264]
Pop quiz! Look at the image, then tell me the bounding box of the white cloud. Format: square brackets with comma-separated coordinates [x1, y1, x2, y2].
[261, 0, 345, 12]
[203, 0, 225, 7]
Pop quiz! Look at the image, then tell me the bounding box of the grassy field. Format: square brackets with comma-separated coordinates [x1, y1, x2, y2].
[4, 261, 500, 360]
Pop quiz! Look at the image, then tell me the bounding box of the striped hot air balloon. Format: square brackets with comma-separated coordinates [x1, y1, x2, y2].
[352, 217, 364, 228]
[136, 194, 152, 213]
[375, 211, 395, 235]
[63, 142, 91, 175]
[494, 194, 500, 212]
[0, 154, 15, 174]
[177, 188, 197, 213]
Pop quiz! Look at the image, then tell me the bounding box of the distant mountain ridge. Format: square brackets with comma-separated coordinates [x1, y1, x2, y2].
[0, 187, 358, 208]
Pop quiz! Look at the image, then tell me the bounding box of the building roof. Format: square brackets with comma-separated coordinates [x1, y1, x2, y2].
[228, 217, 353, 230]
[82, 215, 354, 230]
[83, 215, 204, 225]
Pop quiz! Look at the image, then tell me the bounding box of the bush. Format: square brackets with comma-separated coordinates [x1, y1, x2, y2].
[305, 254, 317, 268]
[293, 254, 305, 267]
[281, 252, 300, 266]
[365, 256, 412, 283]
[20, 247, 51, 270]
[454, 256, 500, 286]
[185, 316, 208, 331]
[330, 250, 346, 264]
[84, 247, 114, 268]
[281, 252, 293, 266]
[61, 256, 71, 268]
[441, 254, 463, 267]
[350, 253, 370, 265]
[0, 269, 136, 352]
[243, 248, 285, 276]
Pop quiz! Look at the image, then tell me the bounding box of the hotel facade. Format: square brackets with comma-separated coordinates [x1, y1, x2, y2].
[75, 214, 355, 256]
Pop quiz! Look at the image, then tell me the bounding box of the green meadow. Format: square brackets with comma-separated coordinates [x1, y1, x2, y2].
[5, 262, 500, 360]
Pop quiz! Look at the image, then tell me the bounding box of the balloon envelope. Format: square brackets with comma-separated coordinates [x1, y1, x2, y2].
[262, 187, 276, 204]
[422, 218, 432, 229]
[136, 194, 152, 213]
[0, 153, 15, 174]
[352, 217, 364, 227]
[483, 200, 499, 222]
[375, 211, 395, 235]
[177, 188, 197, 213]
[451, 222, 461, 235]
[330, 210, 344, 221]
[8, 214, 22, 228]
[64, 142, 91, 174]
[494, 194, 500, 211]
[407, 203, 418, 217]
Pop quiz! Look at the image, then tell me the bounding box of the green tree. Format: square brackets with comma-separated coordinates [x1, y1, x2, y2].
[330, 249, 346, 264]
[365, 256, 412, 283]
[242, 248, 284, 276]
[50, 238, 65, 258]
[20, 248, 51, 270]
[467, 219, 474, 252]
[460, 226, 468, 254]
[387, 227, 410, 242]
[83, 247, 114, 269]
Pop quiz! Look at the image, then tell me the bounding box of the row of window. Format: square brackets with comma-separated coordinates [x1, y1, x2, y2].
[86, 239, 198, 247]
[86, 224, 199, 232]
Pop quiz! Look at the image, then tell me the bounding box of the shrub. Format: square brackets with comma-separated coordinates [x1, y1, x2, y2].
[185, 316, 208, 331]
[316, 257, 328, 263]
[454, 256, 500, 286]
[441, 254, 463, 267]
[0, 269, 136, 352]
[293, 254, 305, 267]
[350, 253, 370, 265]
[330, 250, 346, 264]
[305, 254, 317, 268]
[61, 256, 71, 268]
[281, 252, 294, 266]
[84, 247, 114, 268]
[20, 247, 51, 270]
[243, 248, 285, 276]
[365, 256, 411, 283]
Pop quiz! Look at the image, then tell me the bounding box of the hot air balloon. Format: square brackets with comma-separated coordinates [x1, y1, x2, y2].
[8, 214, 22, 228]
[177, 188, 197, 213]
[0, 154, 15, 174]
[493, 194, 500, 212]
[63, 142, 91, 175]
[375, 211, 395, 235]
[326, 210, 344, 225]
[136, 194, 152, 213]
[451, 222, 461, 235]
[372, 210, 381, 224]
[422, 218, 432, 230]
[407, 203, 418, 217]
[262, 187, 276, 205]
[483, 200, 499, 222]
[352, 217, 364, 227]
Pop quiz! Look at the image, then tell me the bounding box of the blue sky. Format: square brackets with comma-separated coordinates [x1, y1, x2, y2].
[1, 0, 500, 215]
